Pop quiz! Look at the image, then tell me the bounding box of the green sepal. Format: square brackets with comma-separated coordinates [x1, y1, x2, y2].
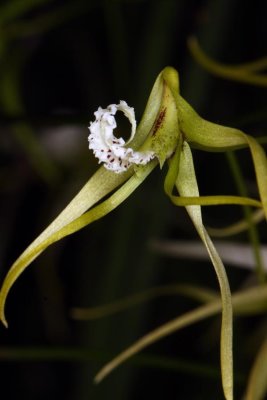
[174, 142, 233, 400]
[141, 67, 181, 167]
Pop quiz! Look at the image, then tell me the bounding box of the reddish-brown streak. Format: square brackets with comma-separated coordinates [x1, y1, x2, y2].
[151, 108, 167, 136]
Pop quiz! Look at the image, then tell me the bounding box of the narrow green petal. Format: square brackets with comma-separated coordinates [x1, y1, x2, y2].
[177, 95, 246, 151]
[245, 336, 267, 400]
[167, 194, 261, 208]
[245, 135, 267, 218]
[175, 142, 233, 400]
[130, 69, 164, 150]
[177, 95, 267, 221]
[0, 166, 133, 327]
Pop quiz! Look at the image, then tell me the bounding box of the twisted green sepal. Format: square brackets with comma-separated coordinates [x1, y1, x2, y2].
[174, 143, 233, 400]
[164, 141, 233, 400]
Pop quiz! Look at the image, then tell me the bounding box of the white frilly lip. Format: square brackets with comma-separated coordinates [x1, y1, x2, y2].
[88, 100, 155, 173]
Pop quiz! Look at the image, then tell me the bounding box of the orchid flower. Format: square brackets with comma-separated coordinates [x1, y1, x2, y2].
[0, 66, 266, 400]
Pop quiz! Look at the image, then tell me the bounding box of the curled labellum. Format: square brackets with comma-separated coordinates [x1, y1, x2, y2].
[88, 100, 155, 173]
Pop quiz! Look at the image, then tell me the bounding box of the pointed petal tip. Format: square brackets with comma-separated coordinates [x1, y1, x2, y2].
[0, 315, 8, 329]
[0, 295, 8, 328]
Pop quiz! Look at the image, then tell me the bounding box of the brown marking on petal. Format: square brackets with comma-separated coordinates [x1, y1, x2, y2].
[151, 107, 167, 136]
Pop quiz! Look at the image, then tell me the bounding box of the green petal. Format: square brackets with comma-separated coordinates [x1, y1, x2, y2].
[140, 67, 181, 166]
[0, 167, 128, 326]
[0, 162, 157, 327]
[177, 95, 267, 220]
[174, 142, 233, 400]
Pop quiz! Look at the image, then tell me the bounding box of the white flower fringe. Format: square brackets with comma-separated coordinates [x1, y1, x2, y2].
[88, 100, 155, 173]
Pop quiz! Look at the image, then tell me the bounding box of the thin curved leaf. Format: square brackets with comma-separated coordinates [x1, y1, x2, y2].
[188, 37, 267, 87]
[95, 285, 267, 384]
[71, 284, 218, 320]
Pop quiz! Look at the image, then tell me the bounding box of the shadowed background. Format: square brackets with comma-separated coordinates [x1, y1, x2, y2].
[0, 0, 267, 399]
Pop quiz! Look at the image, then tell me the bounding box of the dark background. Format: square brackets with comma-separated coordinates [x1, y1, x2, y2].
[0, 0, 267, 399]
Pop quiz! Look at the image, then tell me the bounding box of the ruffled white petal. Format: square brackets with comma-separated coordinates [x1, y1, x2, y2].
[88, 100, 155, 173]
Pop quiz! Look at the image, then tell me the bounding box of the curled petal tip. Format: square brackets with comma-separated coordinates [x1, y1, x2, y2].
[88, 101, 155, 173]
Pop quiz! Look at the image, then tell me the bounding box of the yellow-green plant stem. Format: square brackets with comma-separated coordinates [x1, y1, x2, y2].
[188, 37, 267, 88]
